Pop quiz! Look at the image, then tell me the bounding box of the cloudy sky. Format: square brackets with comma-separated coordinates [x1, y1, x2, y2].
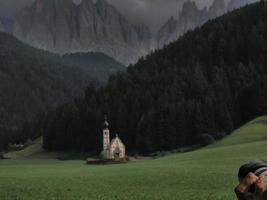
[0, 0, 225, 32]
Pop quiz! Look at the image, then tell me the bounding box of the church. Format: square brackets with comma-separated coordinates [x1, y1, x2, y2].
[101, 116, 126, 160]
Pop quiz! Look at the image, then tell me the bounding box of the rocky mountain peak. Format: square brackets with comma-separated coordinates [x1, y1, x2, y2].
[178, 0, 208, 34]
[164, 16, 177, 27]
[209, 0, 226, 18]
[156, 0, 257, 49]
[81, 0, 94, 7]
[95, 0, 108, 7]
[13, 0, 152, 65]
[180, 0, 198, 17]
[156, 16, 178, 48]
[33, 0, 46, 13]
[54, 0, 74, 8]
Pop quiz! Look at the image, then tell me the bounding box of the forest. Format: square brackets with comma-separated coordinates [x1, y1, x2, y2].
[21, 1, 267, 154]
[0, 33, 124, 150]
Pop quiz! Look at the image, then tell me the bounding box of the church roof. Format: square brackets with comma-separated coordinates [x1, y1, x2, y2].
[110, 135, 125, 148]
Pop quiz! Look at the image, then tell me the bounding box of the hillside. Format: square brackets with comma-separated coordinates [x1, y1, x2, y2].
[0, 32, 93, 150]
[212, 116, 267, 148]
[4, 137, 75, 160]
[6, 116, 267, 159]
[0, 33, 91, 123]
[1, 116, 267, 200]
[35, 1, 267, 154]
[4, 137, 44, 159]
[157, 0, 258, 48]
[0, 31, 127, 150]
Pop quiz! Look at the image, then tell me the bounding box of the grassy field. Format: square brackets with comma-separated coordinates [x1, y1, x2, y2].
[1, 116, 267, 200]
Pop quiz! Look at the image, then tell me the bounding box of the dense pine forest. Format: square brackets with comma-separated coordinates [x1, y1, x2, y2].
[26, 1, 267, 154]
[0, 33, 124, 150]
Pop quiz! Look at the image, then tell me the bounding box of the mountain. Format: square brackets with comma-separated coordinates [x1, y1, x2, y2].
[0, 32, 95, 146]
[156, 17, 178, 48]
[13, 0, 152, 65]
[156, 0, 258, 48]
[209, 0, 226, 18]
[176, 1, 209, 40]
[0, 32, 125, 150]
[62, 52, 126, 82]
[33, 1, 267, 153]
[157, 1, 209, 49]
[227, 0, 257, 11]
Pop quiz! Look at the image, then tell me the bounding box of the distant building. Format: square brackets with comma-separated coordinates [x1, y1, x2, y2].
[101, 116, 125, 160]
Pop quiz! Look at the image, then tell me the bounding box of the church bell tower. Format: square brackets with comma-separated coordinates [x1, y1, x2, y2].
[103, 115, 110, 151]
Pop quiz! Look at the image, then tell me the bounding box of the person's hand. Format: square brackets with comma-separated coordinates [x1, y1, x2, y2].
[235, 172, 267, 200]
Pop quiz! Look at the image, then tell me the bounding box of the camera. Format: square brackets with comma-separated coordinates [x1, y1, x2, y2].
[238, 160, 267, 193]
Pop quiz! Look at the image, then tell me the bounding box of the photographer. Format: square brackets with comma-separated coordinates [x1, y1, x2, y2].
[235, 160, 267, 200]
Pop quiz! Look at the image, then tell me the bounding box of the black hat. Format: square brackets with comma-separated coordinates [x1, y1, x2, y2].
[238, 160, 267, 181]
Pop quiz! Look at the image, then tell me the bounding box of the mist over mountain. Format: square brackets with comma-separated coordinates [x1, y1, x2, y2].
[0, 0, 216, 23]
[13, 0, 153, 65]
[35, 1, 267, 153]
[10, 0, 258, 65]
[63, 52, 125, 82]
[227, 0, 257, 10]
[0, 20, 3, 32]
[157, 0, 258, 48]
[0, 31, 125, 150]
[0, 17, 14, 33]
[0, 32, 91, 132]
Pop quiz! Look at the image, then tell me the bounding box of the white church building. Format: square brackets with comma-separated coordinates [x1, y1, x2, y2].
[101, 116, 126, 160]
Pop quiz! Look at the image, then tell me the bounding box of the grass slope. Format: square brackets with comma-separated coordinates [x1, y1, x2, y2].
[212, 116, 267, 147]
[0, 116, 267, 200]
[4, 137, 44, 159]
[4, 138, 74, 160]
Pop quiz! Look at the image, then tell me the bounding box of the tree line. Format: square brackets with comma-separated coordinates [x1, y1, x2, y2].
[24, 1, 267, 154]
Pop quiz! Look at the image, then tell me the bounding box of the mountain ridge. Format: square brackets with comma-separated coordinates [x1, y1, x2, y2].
[157, 0, 258, 48]
[0, 31, 124, 150]
[13, 0, 153, 65]
[36, 1, 267, 153]
[11, 0, 259, 64]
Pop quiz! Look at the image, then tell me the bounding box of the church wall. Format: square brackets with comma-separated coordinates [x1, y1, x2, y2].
[109, 139, 125, 159]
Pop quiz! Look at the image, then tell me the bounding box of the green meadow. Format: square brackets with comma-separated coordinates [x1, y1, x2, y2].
[1, 116, 267, 200]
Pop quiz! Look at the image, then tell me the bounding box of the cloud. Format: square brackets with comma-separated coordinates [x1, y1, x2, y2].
[107, 0, 183, 32]
[0, 0, 33, 18]
[107, 0, 220, 32]
[0, 0, 222, 32]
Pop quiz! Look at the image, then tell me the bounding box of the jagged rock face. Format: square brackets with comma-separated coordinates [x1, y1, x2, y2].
[157, 1, 208, 49]
[177, 1, 208, 35]
[13, 0, 152, 65]
[156, 0, 258, 49]
[209, 0, 226, 18]
[156, 17, 178, 48]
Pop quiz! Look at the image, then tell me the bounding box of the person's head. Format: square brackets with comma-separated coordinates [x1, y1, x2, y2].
[238, 160, 267, 193]
[239, 160, 267, 182]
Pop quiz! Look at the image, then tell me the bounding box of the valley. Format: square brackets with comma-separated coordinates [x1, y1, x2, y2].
[0, 1, 266, 199]
[1, 116, 267, 200]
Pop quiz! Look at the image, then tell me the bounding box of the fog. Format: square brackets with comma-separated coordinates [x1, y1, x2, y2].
[0, 0, 230, 32]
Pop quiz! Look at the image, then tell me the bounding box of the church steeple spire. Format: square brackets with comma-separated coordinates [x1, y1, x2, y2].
[102, 114, 110, 152]
[103, 114, 109, 129]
